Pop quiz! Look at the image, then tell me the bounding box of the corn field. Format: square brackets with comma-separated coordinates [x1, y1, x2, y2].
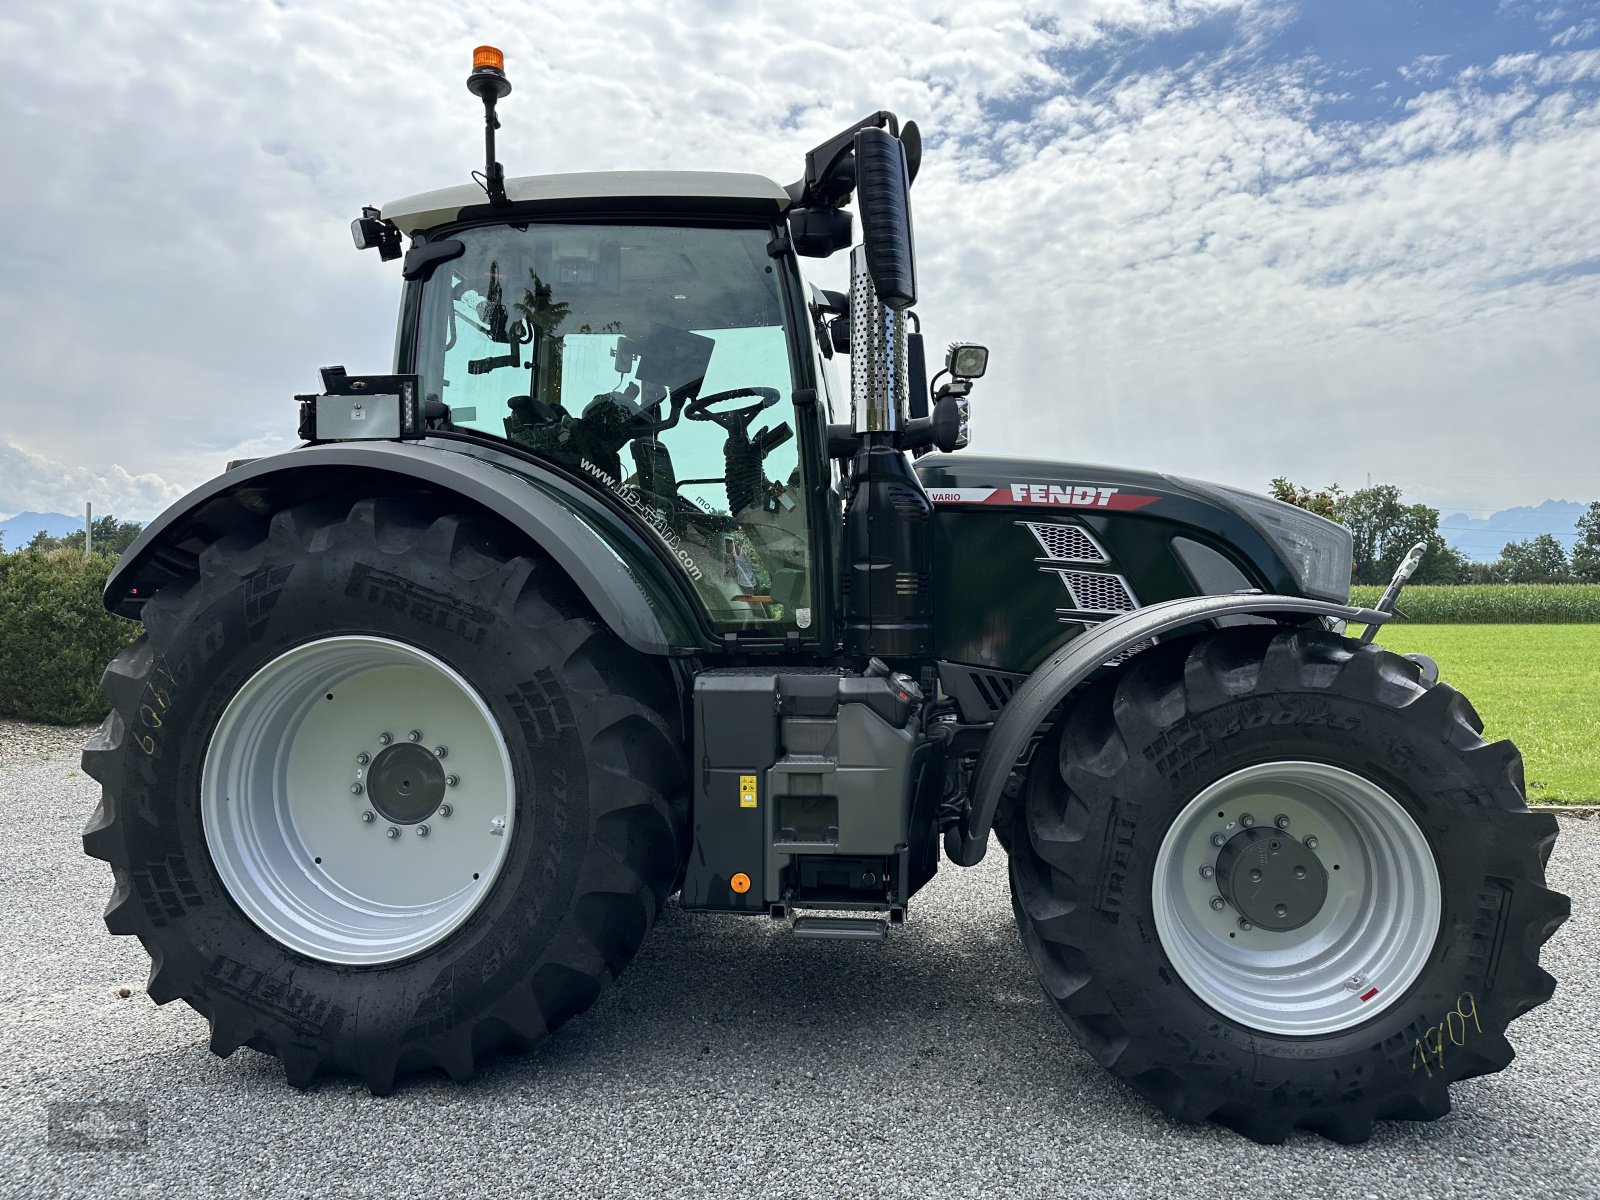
[1348, 584, 1600, 623]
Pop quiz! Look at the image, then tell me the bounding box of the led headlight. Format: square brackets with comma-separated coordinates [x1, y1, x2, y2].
[1172, 478, 1353, 603]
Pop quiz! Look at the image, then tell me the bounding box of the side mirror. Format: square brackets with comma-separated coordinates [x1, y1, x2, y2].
[788, 206, 853, 258]
[828, 316, 850, 356]
[853, 126, 916, 310]
[907, 328, 929, 420]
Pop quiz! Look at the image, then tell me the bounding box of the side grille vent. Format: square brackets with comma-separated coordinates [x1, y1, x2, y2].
[1052, 570, 1137, 614]
[1104, 639, 1156, 666]
[1022, 521, 1107, 563]
[969, 670, 1020, 711]
[895, 571, 931, 597]
[936, 663, 1029, 721]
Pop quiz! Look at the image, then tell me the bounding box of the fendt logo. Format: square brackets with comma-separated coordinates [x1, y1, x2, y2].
[926, 484, 1160, 511]
[1010, 483, 1119, 506]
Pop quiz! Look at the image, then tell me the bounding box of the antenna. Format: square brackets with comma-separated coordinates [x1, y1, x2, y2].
[466, 46, 512, 207]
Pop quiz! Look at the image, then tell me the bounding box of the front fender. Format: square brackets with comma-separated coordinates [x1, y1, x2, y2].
[106, 439, 710, 656]
[949, 593, 1390, 866]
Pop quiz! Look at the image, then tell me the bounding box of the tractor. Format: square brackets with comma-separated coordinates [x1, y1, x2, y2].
[82, 47, 1568, 1144]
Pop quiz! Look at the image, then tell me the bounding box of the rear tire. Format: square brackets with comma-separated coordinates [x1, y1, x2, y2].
[1008, 625, 1569, 1143]
[82, 496, 688, 1092]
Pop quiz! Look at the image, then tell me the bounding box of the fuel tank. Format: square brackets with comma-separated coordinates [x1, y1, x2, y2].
[914, 454, 1328, 683]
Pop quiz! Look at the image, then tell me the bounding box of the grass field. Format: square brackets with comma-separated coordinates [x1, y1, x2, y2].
[1355, 624, 1600, 804]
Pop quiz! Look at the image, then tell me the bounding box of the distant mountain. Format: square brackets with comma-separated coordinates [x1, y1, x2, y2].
[0, 510, 79, 550]
[1439, 500, 1587, 563]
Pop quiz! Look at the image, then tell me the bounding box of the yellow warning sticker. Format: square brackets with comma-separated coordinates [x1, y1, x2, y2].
[738, 774, 758, 808]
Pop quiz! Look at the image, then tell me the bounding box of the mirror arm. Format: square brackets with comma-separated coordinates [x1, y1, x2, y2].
[786, 110, 900, 207]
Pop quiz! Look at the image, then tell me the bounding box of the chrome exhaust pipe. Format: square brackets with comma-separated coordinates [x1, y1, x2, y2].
[849, 245, 908, 435]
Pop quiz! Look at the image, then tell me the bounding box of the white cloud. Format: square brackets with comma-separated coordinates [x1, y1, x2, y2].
[0, 0, 1595, 521]
[0, 440, 187, 522]
[1399, 53, 1451, 83]
[1551, 18, 1599, 45]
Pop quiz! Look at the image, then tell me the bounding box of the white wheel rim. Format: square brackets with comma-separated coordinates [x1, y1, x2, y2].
[1151, 761, 1441, 1036]
[202, 636, 515, 966]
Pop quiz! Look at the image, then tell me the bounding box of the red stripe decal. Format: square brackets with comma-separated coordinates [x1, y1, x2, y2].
[1360, 987, 1379, 1002]
[926, 484, 1162, 510]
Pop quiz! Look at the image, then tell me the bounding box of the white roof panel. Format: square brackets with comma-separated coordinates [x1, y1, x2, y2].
[382, 170, 791, 233]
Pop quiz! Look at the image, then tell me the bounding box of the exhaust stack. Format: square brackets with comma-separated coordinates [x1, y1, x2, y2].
[849, 246, 909, 435]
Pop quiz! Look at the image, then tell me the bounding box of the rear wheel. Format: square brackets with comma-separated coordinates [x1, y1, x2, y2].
[1008, 625, 1568, 1143]
[82, 496, 688, 1092]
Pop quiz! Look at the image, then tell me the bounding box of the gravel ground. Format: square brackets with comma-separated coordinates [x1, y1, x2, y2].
[1, 738, 1594, 1200]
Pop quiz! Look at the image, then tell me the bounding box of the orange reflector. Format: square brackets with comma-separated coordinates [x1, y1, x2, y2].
[730, 873, 751, 895]
[473, 45, 504, 71]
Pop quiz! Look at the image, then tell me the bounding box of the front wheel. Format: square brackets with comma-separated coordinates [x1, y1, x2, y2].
[1008, 626, 1569, 1143]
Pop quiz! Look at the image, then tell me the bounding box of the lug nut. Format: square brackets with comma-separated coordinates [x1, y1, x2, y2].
[350, 782, 364, 795]
[1209, 896, 1226, 911]
[439, 803, 454, 818]
[434, 745, 448, 759]
[1237, 918, 1253, 931]
[1210, 832, 1226, 848]
[356, 752, 370, 765]
[1198, 864, 1215, 879]
[417, 824, 431, 838]
[379, 732, 393, 745]
[1274, 814, 1290, 829]
[446, 774, 460, 788]
[386, 826, 401, 840]
[360, 810, 376, 823]
[1239, 813, 1255, 828]
[408, 730, 423, 743]
[1304, 835, 1319, 850]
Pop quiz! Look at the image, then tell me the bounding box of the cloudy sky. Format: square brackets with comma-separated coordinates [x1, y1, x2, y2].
[2, 0, 1596, 524]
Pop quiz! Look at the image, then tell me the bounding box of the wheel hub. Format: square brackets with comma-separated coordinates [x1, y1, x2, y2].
[1214, 827, 1328, 932]
[366, 742, 446, 825]
[202, 635, 516, 966]
[1150, 760, 1443, 1036]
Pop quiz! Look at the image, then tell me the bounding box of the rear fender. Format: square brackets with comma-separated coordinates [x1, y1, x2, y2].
[949, 593, 1390, 866]
[105, 439, 709, 656]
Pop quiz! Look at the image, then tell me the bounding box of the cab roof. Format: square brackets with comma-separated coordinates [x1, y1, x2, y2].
[381, 170, 792, 234]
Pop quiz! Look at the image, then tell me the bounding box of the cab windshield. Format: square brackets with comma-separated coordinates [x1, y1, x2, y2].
[414, 222, 812, 632]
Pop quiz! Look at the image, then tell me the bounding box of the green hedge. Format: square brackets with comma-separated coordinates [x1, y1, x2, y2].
[0, 550, 140, 724]
[1348, 583, 1600, 624]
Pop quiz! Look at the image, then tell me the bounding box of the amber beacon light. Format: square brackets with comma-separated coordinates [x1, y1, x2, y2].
[466, 46, 512, 207]
[468, 45, 511, 98]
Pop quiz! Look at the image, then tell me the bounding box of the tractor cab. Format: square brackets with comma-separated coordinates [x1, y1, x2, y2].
[383, 182, 820, 633]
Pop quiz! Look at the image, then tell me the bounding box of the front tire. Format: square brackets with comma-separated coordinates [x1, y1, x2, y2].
[1008, 625, 1569, 1143]
[82, 497, 688, 1092]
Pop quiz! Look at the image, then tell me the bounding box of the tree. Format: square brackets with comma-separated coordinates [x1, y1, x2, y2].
[1495, 534, 1570, 584]
[1572, 501, 1600, 584]
[1339, 484, 1455, 586]
[1416, 534, 1470, 585]
[1269, 477, 1343, 521]
[25, 515, 144, 557]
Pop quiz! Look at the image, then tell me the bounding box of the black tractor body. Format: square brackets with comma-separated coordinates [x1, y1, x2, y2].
[82, 55, 1566, 1145]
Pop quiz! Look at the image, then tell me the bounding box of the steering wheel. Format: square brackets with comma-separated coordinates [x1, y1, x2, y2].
[685, 386, 780, 434]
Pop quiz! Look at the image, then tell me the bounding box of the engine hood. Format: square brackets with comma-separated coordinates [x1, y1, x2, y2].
[915, 454, 1182, 513]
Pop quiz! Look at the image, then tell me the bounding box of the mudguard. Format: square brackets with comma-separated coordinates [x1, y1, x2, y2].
[104, 438, 709, 656]
[948, 593, 1391, 866]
